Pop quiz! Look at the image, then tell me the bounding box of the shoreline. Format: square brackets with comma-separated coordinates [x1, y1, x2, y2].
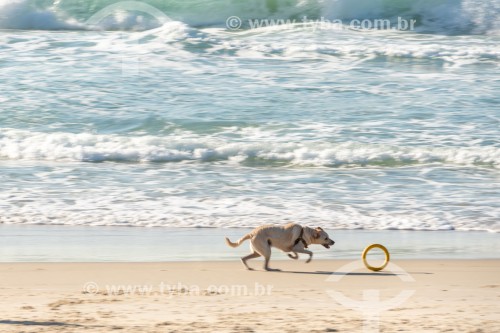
[1, 260, 498, 332]
[1, 224, 499, 262]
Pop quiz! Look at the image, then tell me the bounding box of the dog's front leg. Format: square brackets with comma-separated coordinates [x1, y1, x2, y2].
[294, 248, 313, 263]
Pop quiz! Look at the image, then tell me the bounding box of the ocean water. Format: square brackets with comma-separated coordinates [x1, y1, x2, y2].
[0, 0, 499, 233]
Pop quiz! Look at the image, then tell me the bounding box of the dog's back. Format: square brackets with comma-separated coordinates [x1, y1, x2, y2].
[251, 223, 301, 251]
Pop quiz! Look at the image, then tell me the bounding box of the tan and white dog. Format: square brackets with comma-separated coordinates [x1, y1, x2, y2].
[225, 223, 335, 271]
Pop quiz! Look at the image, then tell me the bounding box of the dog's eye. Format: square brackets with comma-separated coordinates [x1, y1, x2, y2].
[325, 237, 328, 240]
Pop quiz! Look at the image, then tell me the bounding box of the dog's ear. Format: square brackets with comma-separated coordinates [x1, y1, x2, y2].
[313, 227, 324, 238]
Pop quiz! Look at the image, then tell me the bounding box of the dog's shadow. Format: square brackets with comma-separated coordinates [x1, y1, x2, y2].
[273, 270, 432, 276]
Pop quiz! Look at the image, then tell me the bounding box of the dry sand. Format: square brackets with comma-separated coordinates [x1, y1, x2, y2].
[0, 260, 498, 332]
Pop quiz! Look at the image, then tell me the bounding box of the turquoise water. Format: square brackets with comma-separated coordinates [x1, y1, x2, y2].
[0, 0, 499, 232]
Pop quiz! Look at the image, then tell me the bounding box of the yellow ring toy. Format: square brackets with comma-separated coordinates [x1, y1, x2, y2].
[362, 244, 390, 271]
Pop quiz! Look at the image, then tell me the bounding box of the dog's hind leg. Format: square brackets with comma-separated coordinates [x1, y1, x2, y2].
[287, 252, 298, 260]
[262, 246, 281, 271]
[250, 239, 280, 271]
[241, 252, 260, 270]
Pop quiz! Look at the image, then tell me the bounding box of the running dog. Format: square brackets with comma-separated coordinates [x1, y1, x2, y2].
[225, 223, 335, 271]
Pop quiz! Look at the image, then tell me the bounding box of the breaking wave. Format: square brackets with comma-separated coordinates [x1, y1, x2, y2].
[1, 129, 498, 168]
[0, 0, 498, 34]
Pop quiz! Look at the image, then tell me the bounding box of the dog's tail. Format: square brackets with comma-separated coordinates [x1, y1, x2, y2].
[225, 234, 251, 248]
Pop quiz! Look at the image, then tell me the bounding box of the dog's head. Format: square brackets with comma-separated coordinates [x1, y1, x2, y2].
[310, 227, 335, 249]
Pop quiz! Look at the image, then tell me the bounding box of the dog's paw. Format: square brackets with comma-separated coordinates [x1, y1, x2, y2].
[306, 259, 312, 263]
[288, 254, 298, 260]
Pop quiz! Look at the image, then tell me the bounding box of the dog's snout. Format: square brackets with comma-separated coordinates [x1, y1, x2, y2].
[331, 240, 335, 245]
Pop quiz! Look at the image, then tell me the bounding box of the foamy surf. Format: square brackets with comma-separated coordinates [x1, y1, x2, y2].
[0, 167, 498, 232]
[0, 129, 499, 168]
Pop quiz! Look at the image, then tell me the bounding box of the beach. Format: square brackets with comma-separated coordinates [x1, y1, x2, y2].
[1, 260, 499, 333]
[1, 219, 499, 332]
[1, 0, 499, 332]
[2, 226, 498, 332]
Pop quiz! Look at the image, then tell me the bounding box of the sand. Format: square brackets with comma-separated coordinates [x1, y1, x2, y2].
[0, 260, 499, 332]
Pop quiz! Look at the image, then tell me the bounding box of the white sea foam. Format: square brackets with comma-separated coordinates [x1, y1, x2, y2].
[0, 129, 498, 168]
[222, 31, 500, 65]
[0, 184, 497, 232]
